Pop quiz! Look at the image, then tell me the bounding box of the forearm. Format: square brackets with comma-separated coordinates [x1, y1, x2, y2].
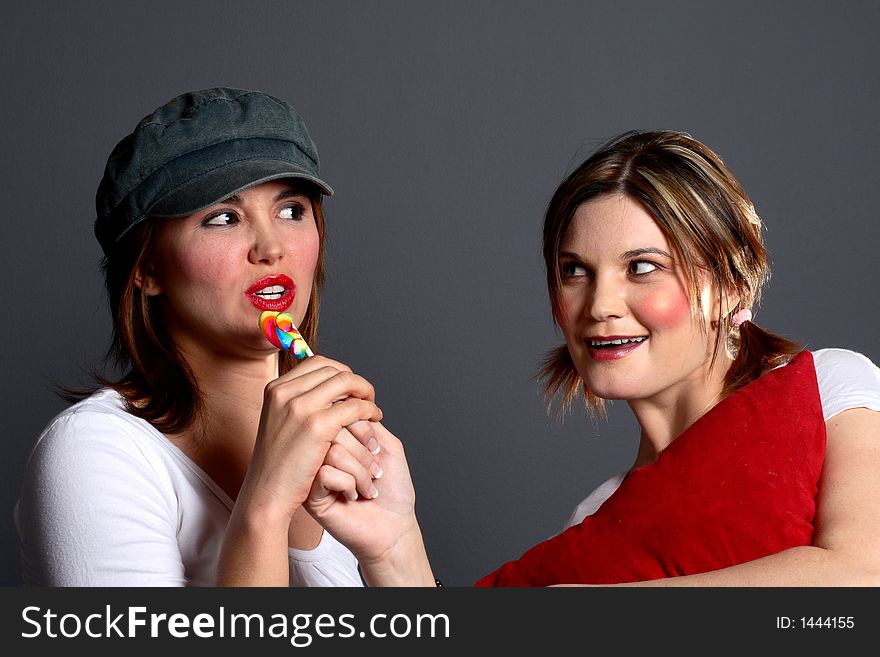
[358, 524, 436, 587]
[217, 499, 292, 586]
[580, 546, 880, 587]
[626, 406, 880, 589]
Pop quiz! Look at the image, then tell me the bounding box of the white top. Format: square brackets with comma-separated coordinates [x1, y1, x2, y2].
[565, 348, 880, 528]
[15, 388, 362, 587]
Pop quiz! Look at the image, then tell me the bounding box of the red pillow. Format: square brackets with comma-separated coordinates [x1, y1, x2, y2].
[476, 350, 826, 586]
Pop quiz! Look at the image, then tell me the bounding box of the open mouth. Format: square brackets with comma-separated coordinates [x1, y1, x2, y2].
[253, 284, 287, 300]
[585, 335, 648, 361]
[246, 275, 295, 311]
[587, 336, 648, 349]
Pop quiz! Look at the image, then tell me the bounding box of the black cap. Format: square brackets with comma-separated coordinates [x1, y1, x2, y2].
[94, 87, 333, 255]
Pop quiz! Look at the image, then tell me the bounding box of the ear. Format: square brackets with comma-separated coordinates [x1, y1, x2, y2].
[709, 286, 741, 330]
[134, 263, 162, 297]
[721, 290, 742, 317]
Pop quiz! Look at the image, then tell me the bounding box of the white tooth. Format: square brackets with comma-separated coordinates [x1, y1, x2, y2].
[590, 337, 646, 347]
[257, 285, 285, 295]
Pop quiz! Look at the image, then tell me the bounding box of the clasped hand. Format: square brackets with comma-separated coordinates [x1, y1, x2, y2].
[246, 355, 417, 563]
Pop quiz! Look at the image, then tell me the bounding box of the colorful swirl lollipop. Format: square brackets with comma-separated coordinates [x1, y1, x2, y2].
[259, 311, 314, 359]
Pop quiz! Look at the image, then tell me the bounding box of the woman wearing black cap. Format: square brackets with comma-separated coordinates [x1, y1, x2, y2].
[15, 88, 433, 586]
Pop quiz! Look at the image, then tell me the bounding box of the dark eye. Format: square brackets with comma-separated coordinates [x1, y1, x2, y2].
[279, 203, 306, 221]
[202, 211, 237, 227]
[630, 260, 658, 275]
[561, 262, 587, 277]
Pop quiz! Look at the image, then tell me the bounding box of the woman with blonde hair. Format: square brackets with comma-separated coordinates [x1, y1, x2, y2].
[310, 130, 880, 586]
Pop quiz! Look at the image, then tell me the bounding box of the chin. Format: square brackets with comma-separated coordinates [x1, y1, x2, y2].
[581, 377, 641, 402]
[589, 389, 634, 402]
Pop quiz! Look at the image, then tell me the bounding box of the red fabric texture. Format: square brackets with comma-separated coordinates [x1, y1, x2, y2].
[476, 350, 826, 586]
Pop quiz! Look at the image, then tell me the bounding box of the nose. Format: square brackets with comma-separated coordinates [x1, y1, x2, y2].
[587, 273, 627, 321]
[248, 221, 286, 265]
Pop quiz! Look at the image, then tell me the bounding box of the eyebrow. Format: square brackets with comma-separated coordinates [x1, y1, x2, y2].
[273, 188, 308, 202]
[558, 247, 673, 261]
[621, 247, 673, 260]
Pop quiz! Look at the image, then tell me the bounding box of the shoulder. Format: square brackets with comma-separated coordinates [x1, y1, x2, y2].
[810, 349, 880, 421]
[565, 472, 626, 529]
[19, 389, 178, 513]
[812, 348, 880, 377]
[26, 389, 163, 476]
[16, 390, 187, 585]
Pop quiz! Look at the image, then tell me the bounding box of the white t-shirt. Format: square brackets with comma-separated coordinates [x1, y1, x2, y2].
[565, 348, 880, 529]
[15, 388, 362, 587]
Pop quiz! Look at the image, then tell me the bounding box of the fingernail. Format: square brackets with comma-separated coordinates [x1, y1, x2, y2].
[348, 491, 358, 502]
[370, 462, 383, 479]
[368, 437, 381, 454]
[369, 485, 379, 499]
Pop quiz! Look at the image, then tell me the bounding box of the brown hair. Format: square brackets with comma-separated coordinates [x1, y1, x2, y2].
[540, 130, 800, 416]
[63, 184, 326, 434]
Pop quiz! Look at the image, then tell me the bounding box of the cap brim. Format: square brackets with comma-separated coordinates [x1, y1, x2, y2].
[148, 159, 333, 218]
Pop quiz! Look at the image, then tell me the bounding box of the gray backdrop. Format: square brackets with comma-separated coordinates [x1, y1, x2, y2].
[2, 1, 878, 586]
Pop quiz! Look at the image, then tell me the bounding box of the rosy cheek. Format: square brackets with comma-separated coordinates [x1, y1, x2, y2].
[156, 225, 238, 281]
[184, 250, 235, 283]
[553, 296, 574, 327]
[289, 233, 320, 281]
[552, 301, 564, 326]
[634, 287, 691, 328]
[299, 241, 320, 276]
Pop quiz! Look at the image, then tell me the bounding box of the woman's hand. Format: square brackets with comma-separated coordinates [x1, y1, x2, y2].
[218, 356, 384, 585]
[242, 356, 383, 521]
[305, 421, 436, 586]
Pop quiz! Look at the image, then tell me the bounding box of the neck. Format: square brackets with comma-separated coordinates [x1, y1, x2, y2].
[628, 352, 732, 468]
[186, 345, 277, 419]
[168, 341, 279, 500]
[164, 334, 324, 550]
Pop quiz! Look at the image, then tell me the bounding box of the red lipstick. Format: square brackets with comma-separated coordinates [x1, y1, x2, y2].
[246, 274, 295, 312]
